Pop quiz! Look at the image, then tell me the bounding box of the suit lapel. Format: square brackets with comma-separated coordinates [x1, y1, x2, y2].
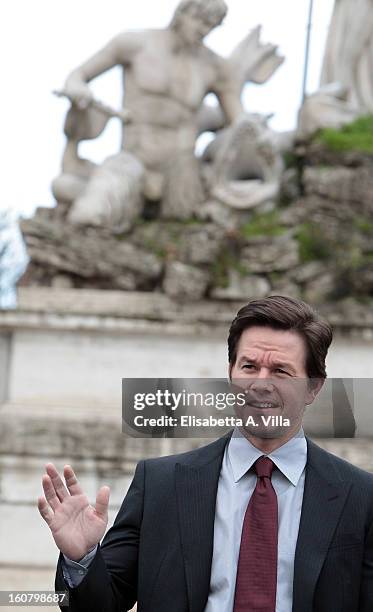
[292, 438, 352, 612]
[175, 434, 352, 612]
[175, 434, 231, 612]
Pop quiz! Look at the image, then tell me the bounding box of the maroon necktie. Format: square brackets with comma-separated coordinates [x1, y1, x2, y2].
[233, 456, 278, 612]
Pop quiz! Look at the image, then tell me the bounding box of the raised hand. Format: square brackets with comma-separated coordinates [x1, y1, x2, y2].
[38, 464, 110, 562]
[64, 84, 93, 110]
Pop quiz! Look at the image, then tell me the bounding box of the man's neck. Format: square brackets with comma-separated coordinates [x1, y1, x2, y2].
[238, 426, 302, 454]
[169, 27, 201, 54]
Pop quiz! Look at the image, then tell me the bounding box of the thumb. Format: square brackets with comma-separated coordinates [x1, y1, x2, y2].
[95, 485, 110, 519]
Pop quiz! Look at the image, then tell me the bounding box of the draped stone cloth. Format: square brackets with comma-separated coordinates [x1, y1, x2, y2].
[321, 0, 373, 112]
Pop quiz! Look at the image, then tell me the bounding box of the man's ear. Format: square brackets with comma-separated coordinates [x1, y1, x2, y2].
[305, 377, 325, 405]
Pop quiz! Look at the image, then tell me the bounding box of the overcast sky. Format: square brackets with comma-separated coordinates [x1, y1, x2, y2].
[2, 0, 335, 217]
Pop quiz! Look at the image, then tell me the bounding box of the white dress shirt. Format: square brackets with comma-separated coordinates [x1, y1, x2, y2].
[204, 427, 307, 612]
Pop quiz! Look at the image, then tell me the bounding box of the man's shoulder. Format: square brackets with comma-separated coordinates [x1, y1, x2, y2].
[142, 434, 230, 474]
[307, 437, 373, 487]
[200, 45, 228, 72]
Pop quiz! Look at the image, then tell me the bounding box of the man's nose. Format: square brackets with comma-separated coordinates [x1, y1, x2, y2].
[250, 370, 274, 393]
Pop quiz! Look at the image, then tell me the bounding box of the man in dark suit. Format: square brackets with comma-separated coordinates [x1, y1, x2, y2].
[38, 295, 373, 611]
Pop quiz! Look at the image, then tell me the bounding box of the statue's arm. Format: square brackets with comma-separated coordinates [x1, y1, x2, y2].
[210, 57, 244, 125]
[64, 32, 142, 96]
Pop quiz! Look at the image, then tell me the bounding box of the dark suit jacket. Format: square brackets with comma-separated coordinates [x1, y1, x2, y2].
[56, 433, 373, 611]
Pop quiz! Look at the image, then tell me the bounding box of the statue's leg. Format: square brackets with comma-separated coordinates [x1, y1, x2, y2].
[52, 138, 96, 212]
[68, 151, 145, 232]
[161, 152, 205, 220]
[52, 174, 88, 206]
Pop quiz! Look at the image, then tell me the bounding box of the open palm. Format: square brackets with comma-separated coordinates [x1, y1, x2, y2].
[38, 463, 110, 562]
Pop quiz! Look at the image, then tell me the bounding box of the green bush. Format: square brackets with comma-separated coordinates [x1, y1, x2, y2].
[241, 211, 287, 239]
[353, 218, 373, 235]
[296, 223, 332, 263]
[315, 115, 373, 154]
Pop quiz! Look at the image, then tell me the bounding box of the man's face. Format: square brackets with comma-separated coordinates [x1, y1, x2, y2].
[177, 12, 221, 45]
[230, 326, 322, 442]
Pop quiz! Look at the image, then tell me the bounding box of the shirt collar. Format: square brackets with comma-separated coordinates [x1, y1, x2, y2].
[227, 427, 307, 486]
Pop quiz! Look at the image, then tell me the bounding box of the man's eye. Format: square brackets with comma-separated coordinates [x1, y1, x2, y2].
[274, 368, 290, 375]
[242, 364, 255, 370]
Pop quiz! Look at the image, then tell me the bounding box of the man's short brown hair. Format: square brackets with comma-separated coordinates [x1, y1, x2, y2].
[228, 295, 333, 379]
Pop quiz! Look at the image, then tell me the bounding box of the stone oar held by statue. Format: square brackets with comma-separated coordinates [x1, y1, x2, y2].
[53, 89, 132, 124]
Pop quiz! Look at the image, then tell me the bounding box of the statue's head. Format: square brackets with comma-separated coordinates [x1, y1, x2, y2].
[171, 0, 228, 44]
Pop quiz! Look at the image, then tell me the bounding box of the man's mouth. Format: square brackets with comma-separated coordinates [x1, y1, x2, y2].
[247, 401, 280, 410]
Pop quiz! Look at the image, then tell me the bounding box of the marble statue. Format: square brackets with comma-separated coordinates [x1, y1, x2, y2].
[298, 0, 373, 138]
[53, 0, 284, 231]
[321, 0, 373, 113]
[202, 113, 285, 211]
[297, 83, 360, 139]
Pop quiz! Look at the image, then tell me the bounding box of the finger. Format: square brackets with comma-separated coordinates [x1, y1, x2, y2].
[42, 474, 60, 512]
[46, 463, 69, 501]
[38, 496, 54, 525]
[77, 97, 90, 110]
[95, 486, 110, 519]
[63, 465, 83, 496]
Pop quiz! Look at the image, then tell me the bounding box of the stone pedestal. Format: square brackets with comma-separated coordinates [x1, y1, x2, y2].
[1, 287, 373, 608]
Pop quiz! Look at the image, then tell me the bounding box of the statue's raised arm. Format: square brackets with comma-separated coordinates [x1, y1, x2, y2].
[64, 31, 143, 109]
